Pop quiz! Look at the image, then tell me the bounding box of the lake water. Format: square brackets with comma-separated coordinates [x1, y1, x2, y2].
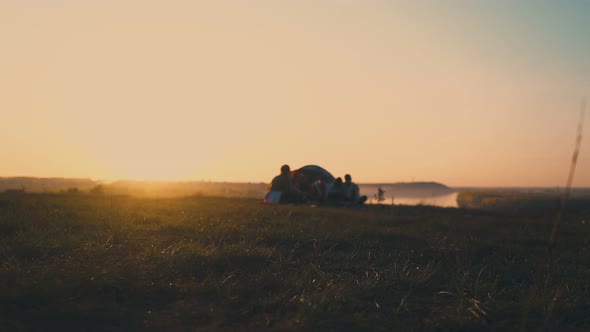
[359, 185, 458, 208]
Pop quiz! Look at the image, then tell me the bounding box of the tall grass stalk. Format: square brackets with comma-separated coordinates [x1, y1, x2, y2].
[520, 98, 586, 332]
[549, 98, 586, 249]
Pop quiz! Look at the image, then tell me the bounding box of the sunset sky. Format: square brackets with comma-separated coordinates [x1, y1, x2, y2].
[1, 0, 589, 186]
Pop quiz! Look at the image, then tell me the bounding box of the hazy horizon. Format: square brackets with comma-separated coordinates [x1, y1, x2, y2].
[2, 0, 589, 186]
[3, 175, 590, 191]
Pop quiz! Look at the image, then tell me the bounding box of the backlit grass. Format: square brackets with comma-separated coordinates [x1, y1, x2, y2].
[1, 193, 589, 331]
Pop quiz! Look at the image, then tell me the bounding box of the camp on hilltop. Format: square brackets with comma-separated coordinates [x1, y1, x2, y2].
[263, 164, 367, 206]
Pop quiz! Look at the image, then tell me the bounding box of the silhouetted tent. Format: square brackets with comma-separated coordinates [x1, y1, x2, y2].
[291, 165, 336, 186]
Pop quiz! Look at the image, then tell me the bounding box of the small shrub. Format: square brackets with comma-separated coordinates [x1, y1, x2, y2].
[374, 186, 385, 204]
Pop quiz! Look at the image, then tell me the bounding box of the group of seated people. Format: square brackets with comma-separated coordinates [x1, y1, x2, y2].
[264, 164, 368, 206]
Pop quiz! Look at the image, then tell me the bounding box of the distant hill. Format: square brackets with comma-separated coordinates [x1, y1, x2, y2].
[0, 177, 266, 198]
[360, 182, 454, 198]
[0, 177, 97, 192]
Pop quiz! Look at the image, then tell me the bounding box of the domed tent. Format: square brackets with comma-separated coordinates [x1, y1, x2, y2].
[291, 165, 336, 187]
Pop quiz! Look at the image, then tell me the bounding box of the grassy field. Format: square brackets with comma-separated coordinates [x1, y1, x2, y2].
[1, 193, 589, 331]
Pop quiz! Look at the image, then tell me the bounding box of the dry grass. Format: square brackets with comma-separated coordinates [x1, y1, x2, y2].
[1, 193, 589, 331]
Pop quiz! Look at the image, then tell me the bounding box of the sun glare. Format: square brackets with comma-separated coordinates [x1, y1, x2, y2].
[83, 142, 212, 181]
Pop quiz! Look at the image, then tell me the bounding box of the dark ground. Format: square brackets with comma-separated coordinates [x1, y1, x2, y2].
[1, 193, 589, 331]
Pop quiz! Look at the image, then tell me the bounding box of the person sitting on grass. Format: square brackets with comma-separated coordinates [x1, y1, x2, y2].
[264, 164, 305, 204]
[343, 174, 368, 206]
[327, 177, 347, 203]
[310, 175, 328, 204]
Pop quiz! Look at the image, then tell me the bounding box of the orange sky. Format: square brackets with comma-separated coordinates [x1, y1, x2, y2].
[1, 1, 589, 186]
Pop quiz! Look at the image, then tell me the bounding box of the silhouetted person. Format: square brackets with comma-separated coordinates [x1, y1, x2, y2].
[267, 164, 304, 204]
[343, 174, 367, 205]
[328, 177, 346, 202]
[311, 175, 328, 203]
